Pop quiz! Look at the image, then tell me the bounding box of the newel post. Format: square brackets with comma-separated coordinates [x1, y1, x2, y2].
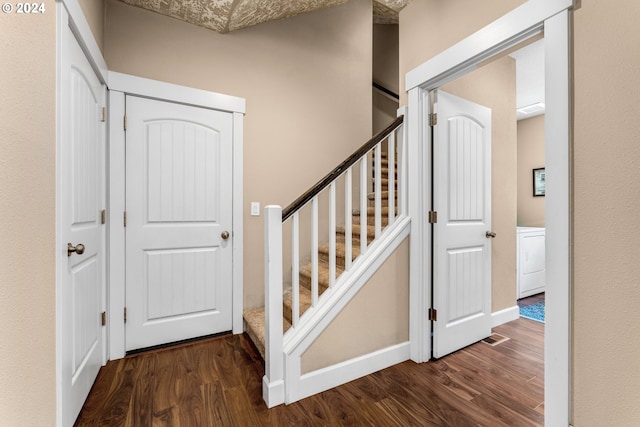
[263, 205, 285, 407]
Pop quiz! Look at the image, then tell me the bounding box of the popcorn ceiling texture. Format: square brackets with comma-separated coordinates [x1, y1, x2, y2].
[118, 0, 411, 32]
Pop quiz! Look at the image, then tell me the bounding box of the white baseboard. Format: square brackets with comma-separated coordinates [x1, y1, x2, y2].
[291, 342, 410, 403]
[491, 305, 520, 327]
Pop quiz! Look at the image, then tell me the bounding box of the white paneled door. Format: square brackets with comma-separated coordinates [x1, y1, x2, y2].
[432, 90, 492, 359]
[125, 96, 234, 351]
[60, 31, 106, 426]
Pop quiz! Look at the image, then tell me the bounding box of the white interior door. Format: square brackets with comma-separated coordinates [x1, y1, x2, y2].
[125, 96, 234, 351]
[432, 90, 492, 359]
[60, 30, 106, 426]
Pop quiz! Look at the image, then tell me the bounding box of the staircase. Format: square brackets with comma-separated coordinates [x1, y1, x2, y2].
[244, 154, 396, 360]
[243, 115, 408, 406]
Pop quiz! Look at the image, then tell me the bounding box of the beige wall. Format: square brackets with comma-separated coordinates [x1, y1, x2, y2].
[78, 0, 105, 53]
[573, 1, 640, 424]
[517, 115, 545, 227]
[0, 1, 57, 425]
[105, 0, 373, 309]
[302, 238, 409, 372]
[400, 1, 519, 313]
[373, 24, 400, 134]
[399, 0, 526, 106]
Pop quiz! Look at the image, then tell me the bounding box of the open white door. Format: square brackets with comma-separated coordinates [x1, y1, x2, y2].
[59, 30, 106, 425]
[432, 90, 492, 359]
[125, 96, 234, 351]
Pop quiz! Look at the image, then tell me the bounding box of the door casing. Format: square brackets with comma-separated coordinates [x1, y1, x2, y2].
[405, 1, 573, 426]
[108, 72, 246, 359]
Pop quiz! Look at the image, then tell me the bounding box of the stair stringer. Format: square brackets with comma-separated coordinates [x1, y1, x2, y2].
[282, 215, 411, 404]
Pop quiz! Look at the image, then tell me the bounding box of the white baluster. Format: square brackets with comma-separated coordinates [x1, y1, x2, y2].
[374, 145, 382, 237]
[329, 182, 336, 288]
[360, 156, 368, 254]
[345, 168, 353, 270]
[311, 196, 319, 306]
[291, 212, 300, 327]
[388, 131, 396, 224]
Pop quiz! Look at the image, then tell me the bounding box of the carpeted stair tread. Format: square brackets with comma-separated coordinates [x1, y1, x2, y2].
[299, 259, 345, 292]
[336, 224, 376, 243]
[318, 240, 361, 268]
[283, 286, 313, 325]
[243, 306, 291, 361]
[368, 191, 397, 201]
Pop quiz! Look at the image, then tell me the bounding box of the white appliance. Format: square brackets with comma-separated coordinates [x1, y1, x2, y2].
[517, 227, 546, 299]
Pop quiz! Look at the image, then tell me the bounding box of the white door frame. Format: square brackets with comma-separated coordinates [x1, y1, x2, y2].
[406, 0, 573, 426]
[108, 72, 246, 359]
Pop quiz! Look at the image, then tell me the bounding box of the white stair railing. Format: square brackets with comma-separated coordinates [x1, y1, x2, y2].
[263, 114, 406, 407]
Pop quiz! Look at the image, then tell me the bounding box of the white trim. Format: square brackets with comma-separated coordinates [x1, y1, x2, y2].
[543, 10, 571, 426]
[107, 74, 246, 360]
[262, 377, 285, 409]
[405, 0, 573, 91]
[232, 112, 244, 333]
[108, 72, 245, 114]
[405, 1, 573, 426]
[491, 306, 520, 327]
[407, 87, 430, 363]
[107, 90, 126, 360]
[55, 6, 69, 426]
[289, 342, 410, 403]
[57, 0, 108, 84]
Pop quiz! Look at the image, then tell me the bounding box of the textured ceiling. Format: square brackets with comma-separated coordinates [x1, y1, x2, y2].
[117, 0, 412, 33]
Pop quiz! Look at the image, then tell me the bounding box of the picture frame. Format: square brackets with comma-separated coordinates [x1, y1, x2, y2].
[533, 167, 545, 197]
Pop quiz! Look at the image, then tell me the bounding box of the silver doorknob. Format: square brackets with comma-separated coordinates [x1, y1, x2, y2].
[221, 231, 230, 240]
[485, 231, 496, 239]
[67, 243, 85, 256]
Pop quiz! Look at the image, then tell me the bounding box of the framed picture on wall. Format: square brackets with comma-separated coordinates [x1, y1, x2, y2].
[533, 168, 545, 197]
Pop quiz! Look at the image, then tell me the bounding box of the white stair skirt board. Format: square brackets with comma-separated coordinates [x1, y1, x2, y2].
[261, 216, 410, 407]
[289, 342, 410, 404]
[491, 306, 520, 328]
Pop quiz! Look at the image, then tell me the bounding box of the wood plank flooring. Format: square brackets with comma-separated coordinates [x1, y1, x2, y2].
[75, 317, 543, 426]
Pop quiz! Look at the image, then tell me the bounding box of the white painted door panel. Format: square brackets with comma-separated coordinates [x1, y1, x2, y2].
[60, 31, 106, 426]
[125, 96, 233, 351]
[433, 90, 492, 359]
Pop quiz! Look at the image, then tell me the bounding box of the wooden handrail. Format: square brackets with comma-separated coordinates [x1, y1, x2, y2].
[282, 115, 404, 221]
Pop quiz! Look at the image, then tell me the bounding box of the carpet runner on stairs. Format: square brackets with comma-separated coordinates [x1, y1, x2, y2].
[243, 153, 398, 360]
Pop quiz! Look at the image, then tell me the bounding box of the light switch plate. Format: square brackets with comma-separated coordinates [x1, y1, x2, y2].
[251, 202, 260, 216]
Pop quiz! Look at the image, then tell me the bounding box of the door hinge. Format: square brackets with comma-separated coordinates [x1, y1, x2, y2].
[428, 308, 438, 321]
[124, 307, 127, 323]
[123, 115, 127, 131]
[428, 211, 438, 224]
[101, 106, 106, 122]
[101, 311, 106, 326]
[429, 113, 438, 126]
[101, 209, 107, 225]
[123, 211, 127, 227]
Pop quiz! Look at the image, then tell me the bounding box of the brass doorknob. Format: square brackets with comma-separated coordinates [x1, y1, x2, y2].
[221, 231, 230, 240]
[67, 243, 85, 256]
[485, 231, 497, 239]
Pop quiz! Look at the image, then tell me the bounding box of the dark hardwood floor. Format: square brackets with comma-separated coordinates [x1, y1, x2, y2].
[76, 317, 543, 426]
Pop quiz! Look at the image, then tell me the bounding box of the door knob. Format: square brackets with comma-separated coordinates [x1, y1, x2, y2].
[67, 243, 85, 256]
[221, 231, 230, 240]
[485, 231, 496, 239]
